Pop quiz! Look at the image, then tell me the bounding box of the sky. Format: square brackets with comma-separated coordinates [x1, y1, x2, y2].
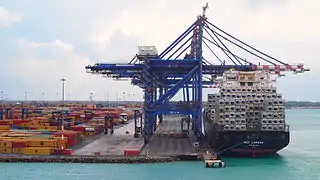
[0, 0, 319, 101]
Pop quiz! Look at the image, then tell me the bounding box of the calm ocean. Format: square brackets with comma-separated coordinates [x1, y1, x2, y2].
[0, 109, 319, 180]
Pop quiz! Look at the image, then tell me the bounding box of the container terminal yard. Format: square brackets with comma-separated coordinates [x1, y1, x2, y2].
[0, 5, 310, 163]
[0, 104, 140, 154]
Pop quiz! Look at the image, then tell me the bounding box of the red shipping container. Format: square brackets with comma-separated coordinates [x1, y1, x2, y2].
[61, 149, 73, 155]
[67, 139, 76, 146]
[0, 121, 10, 125]
[124, 149, 140, 156]
[12, 141, 27, 148]
[70, 126, 85, 132]
[54, 149, 73, 155]
[55, 132, 77, 147]
[84, 115, 90, 119]
[12, 120, 29, 125]
[50, 122, 59, 126]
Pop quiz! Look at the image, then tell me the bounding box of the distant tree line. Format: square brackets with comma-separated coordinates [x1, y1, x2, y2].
[202, 101, 320, 108]
[285, 101, 320, 108]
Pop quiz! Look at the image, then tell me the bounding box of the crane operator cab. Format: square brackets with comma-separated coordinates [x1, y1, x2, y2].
[119, 113, 128, 124]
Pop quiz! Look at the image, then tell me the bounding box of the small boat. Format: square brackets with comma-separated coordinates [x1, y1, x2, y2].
[203, 151, 226, 168]
[205, 159, 226, 168]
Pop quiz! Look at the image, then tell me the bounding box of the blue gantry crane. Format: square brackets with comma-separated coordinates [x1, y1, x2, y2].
[85, 4, 309, 143]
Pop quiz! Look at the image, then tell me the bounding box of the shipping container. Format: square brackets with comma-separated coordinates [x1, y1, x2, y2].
[0, 147, 13, 154]
[12, 140, 28, 148]
[13, 148, 24, 154]
[0, 140, 12, 148]
[85, 132, 96, 136]
[53, 149, 72, 155]
[27, 139, 57, 147]
[22, 147, 53, 155]
[0, 126, 10, 130]
[124, 149, 140, 156]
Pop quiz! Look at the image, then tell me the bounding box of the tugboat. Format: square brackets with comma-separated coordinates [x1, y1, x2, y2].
[203, 151, 226, 168]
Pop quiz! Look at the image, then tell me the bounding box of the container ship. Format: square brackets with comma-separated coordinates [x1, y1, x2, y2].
[203, 70, 289, 157]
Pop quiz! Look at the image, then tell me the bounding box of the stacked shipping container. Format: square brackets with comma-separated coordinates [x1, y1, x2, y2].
[0, 106, 137, 156]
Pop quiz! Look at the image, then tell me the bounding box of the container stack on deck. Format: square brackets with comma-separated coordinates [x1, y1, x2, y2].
[207, 71, 286, 131]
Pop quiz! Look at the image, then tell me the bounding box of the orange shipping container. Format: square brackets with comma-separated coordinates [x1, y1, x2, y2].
[0, 140, 12, 148]
[22, 147, 53, 155]
[0, 147, 12, 154]
[13, 148, 24, 154]
[41, 123, 51, 126]
[27, 139, 57, 147]
[0, 126, 10, 131]
[36, 126, 58, 130]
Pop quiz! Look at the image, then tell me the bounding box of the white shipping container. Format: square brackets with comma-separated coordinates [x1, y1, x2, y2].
[85, 127, 95, 132]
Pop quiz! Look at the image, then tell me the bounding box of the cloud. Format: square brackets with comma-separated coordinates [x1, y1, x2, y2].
[0, 32, 143, 101]
[0, 0, 319, 101]
[243, 0, 288, 9]
[0, 6, 21, 27]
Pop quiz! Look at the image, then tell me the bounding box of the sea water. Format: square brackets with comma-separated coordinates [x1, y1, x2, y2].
[0, 109, 319, 180]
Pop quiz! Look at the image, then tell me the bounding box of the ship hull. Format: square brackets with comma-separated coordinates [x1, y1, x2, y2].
[204, 121, 290, 157]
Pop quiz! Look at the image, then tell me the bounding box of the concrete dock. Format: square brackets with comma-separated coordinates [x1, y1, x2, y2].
[141, 116, 197, 156]
[74, 115, 198, 157]
[73, 120, 144, 156]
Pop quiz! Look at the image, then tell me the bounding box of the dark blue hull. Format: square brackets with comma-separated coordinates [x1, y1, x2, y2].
[204, 121, 290, 157]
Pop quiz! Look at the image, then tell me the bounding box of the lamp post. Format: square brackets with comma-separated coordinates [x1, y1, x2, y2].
[0, 90, 3, 108]
[105, 91, 109, 106]
[42, 92, 45, 105]
[89, 93, 93, 102]
[116, 92, 119, 105]
[0, 90, 3, 101]
[61, 78, 66, 102]
[128, 93, 131, 102]
[60, 78, 66, 149]
[24, 92, 27, 103]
